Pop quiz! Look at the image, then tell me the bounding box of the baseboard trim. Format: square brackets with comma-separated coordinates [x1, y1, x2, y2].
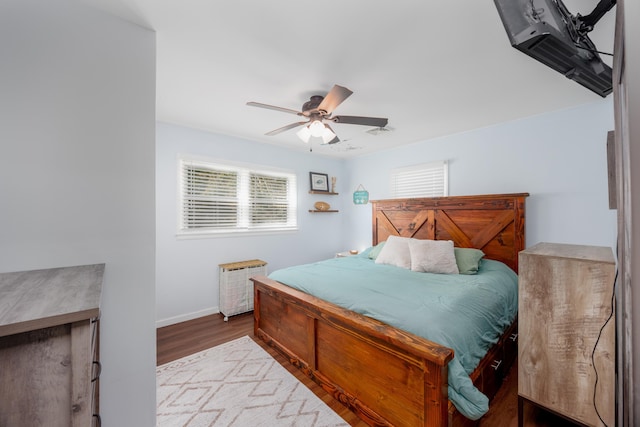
[156, 306, 219, 328]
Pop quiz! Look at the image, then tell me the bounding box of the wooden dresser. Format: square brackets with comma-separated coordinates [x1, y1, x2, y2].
[518, 243, 615, 427]
[0, 264, 104, 427]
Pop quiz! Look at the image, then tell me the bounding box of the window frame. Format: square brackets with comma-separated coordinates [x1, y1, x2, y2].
[177, 155, 298, 238]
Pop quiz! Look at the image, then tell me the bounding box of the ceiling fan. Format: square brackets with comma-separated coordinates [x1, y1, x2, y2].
[247, 85, 388, 145]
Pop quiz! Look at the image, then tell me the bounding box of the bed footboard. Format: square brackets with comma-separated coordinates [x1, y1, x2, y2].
[253, 275, 454, 427]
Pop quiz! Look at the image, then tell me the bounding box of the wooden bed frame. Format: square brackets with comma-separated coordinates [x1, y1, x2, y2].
[252, 193, 528, 427]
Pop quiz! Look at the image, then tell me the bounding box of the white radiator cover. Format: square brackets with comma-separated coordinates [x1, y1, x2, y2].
[218, 259, 267, 321]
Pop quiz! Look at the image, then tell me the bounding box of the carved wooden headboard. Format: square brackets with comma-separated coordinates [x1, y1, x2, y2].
[371, 193, 528, 272]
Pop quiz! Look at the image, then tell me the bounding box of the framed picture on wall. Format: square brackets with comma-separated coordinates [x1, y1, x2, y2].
[309, 172, 329, 192]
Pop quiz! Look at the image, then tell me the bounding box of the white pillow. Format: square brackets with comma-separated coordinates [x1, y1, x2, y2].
[408, 239, 459, 274]
[374, 235, 411, 269]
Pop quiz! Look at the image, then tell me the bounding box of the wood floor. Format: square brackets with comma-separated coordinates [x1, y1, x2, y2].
[157, 313, 576, 427]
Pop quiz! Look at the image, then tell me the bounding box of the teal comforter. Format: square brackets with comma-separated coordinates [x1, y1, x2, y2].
[268, 249, 518, 420]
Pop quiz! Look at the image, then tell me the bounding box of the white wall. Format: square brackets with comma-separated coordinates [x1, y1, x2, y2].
[344, 100, 617, 252]
[0, 2, 157, 426]
[156, 123, 346, 325]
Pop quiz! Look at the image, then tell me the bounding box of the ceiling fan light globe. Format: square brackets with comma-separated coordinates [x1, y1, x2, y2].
[309, 120, 325, 137]
[321, 126, 336, 144]
[296, 126, 312, 143]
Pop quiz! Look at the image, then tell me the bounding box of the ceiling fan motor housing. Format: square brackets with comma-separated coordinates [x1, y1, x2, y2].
[302, 95, 324, 115]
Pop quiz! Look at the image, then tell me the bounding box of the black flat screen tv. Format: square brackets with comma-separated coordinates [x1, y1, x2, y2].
[494, 0, 613, 97]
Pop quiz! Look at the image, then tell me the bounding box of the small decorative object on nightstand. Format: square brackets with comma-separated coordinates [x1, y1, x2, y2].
[336, 250, 358, 258]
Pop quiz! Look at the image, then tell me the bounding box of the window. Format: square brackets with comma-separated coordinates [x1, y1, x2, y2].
[178, 156, 297, 236]
[390, 160, 448, 198]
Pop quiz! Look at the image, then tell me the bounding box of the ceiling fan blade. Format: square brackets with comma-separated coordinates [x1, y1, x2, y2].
[265, 121, 308, 136]
[317, 85, 353, 114]
[247, 101, 302, 116]
[331, 115, 388, 127]
[324, 135, 340, 145]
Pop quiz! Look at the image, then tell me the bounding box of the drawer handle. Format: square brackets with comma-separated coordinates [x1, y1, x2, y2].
[93, 414, 102, 427]
[509, 333, 518, 342]
[491, 359, 502, 370]
[92, 361, 102, 382]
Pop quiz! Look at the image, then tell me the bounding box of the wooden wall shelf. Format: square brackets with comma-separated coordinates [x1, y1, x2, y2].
[309, 210, 339, 213]
[309, 191, 338, 195]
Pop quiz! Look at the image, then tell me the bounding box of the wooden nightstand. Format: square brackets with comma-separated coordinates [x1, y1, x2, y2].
[518, 242, 615, 427]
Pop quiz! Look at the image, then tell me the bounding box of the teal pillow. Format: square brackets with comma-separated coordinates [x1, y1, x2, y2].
[454, 248, 485, 275]
[368, 241, 386, 260]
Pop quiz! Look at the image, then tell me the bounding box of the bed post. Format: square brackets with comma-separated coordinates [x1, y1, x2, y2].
[423, 360, 450, 426]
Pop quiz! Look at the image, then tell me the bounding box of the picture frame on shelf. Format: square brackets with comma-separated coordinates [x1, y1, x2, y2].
[309, 172, 329, 192]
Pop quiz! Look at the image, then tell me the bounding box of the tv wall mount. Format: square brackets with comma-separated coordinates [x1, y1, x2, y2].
[574, 0, 616, 35]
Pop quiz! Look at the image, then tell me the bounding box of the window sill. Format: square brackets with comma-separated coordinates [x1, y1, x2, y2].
[176, 228, 298, 239]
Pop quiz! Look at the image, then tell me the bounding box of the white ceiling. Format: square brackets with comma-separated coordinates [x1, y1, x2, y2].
[84, 0, 616, 158]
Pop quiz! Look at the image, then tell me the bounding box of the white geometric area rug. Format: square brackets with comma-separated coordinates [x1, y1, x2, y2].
[157, 335, 349, 427]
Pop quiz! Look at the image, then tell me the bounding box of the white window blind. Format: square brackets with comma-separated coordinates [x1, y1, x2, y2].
[390, 161, 448, 198]
[179, 157, 297, 236]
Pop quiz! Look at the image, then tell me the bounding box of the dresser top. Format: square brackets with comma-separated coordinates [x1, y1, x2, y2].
[520, 242, 615, 264]
[0, 264, 104, 337]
